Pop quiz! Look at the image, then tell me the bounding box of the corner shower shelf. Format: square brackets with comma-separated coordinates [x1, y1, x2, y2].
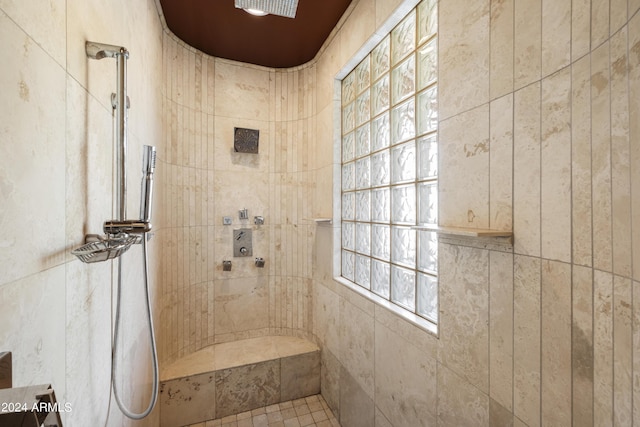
[312, 218, 332, 224]
[411, 225, 513, 240]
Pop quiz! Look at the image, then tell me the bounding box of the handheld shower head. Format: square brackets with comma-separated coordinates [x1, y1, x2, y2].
[140, 145, 156, 224]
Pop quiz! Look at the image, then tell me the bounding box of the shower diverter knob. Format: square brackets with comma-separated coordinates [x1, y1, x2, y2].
[240, 247, 248, 255]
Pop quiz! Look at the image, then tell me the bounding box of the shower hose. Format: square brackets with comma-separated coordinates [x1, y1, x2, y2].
[112, 234, 159, 419]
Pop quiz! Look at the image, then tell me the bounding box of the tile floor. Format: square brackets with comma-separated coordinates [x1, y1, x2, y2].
[184, 394, 340, 427]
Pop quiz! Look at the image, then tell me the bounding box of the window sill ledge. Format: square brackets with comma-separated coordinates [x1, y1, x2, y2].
[333, 276, 439, 337]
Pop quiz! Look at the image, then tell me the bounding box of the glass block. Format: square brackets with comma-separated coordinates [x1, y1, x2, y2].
[417, 230, 438, 273]
[391, 226, 416, 268]
[355, 254, 371, 289]
[370, 149, 390, 187]
[417, 134, 438, 179]
[418, 181, 438, 225]
[343, 101, 355, 134]
[371, 259, 391, 298]
[391, 99, 415, 144]
[392, 55, 416, 105]
[356, 57, 371, 95]
[392, 10, 416, 66]
[417, 272, 438, 322]
[371, 224, 391, 261]
[391, 141, 416, 184]
[371, 113, 390, 151]
[342, 71, 355, 105]
[391, 265, 415, 311]
[356, 157, 370, 189]
[342, 192, 355, 220]
[371, 188, 391, 223]
[356, 91, 371, 126]
[417, 38, 437, 90]
[356, 190, 371, 221]
[342, 161, 355, 191]
[391, 184, 416, 224]
[342, 221, 355, 250]
[417, 86, 437, 136]
[356, 124, 370, 158]
[342, 131, 355, 162]
[372, 36, 390, 80]
[356, 223, 371, 255]
[342, 250, 355, 281]
[371, 75, 390, 117]
[418, 0, 437, 45]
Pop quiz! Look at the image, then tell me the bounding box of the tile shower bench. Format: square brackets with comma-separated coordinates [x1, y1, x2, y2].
[159, 335, 320, 427]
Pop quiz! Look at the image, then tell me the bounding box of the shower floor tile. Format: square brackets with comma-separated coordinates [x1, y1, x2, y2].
[184, 394, 340, 427]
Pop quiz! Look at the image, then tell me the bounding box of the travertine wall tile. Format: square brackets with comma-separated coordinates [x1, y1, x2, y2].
[339, 297, 375, 399]
[541, 67, 571, 262]
[374, 323, 437, 426]
[489, 251, 513, 411]
[571, 0, 591, 61]
[439, 105, 490, 228]
[514, 0, 541, 89]
[439, 0, 490, 118]
[438, 244, 489, 392]
[489, 0, 514, 99]
[571, 54, 593, 267]
[437, 364, 490, 427]
[594, 269, 613, 426]
[630, 13, 640, 281]
[610, 28, 632, 278]
[339, 365, 375, 427]
[592, 0, 610, 47]
[591, 41, 613, 272]
[634, 280, 640, 424]
[572, 265, 594, 426]
[489, 94, 513, 231]
[339, 0, 375, 66]
[513, 83, 541, 257]
[489, 398, 514, 427]
[610, 0, 627, 35]
[613, 275, 633, 425]
[0, 11, 66, 285]
[540, 260, 572, 426]
[541, 0, 570, 76]
[513, 255, 541, 426]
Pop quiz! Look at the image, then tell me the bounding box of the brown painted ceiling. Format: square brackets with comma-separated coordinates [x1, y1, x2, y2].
[159, 0, 353, 68]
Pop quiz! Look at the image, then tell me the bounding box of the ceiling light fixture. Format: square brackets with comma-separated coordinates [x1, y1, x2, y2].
[234, 0, 299, 19]
[243, 8, 268, 16]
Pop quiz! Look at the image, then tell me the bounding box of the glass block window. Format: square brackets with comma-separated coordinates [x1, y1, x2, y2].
[340, 0, 438, 326]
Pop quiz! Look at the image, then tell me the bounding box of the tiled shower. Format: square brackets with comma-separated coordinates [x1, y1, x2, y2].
[1, 0, 640, 427]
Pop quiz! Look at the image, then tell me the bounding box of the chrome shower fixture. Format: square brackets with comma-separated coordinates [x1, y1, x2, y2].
[234, 0, 299, 18]
[74, 41, 159, 422]
[86, 41, 129, 60]
[140, 145, 156, 223]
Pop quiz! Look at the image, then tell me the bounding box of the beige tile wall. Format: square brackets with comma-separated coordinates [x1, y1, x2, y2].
[158, 34, 319, 366]
[313, 0, 640, 426]
[0, 0, 165, 425]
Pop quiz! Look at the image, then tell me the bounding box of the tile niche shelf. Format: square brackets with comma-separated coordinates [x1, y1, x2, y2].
[411, 224, 513, 243]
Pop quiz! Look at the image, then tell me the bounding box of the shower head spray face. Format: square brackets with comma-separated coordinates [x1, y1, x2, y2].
[234, 0, 299, 18]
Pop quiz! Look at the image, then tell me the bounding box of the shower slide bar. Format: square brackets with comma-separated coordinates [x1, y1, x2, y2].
[70, 41, 159, 421]
[72, 42, 155, 262]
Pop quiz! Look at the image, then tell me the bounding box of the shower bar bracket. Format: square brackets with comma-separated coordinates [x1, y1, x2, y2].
[111, 93, 130, 110]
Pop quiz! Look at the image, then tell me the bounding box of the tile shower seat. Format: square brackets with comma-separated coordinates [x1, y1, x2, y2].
[159, 336, 320, 427]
